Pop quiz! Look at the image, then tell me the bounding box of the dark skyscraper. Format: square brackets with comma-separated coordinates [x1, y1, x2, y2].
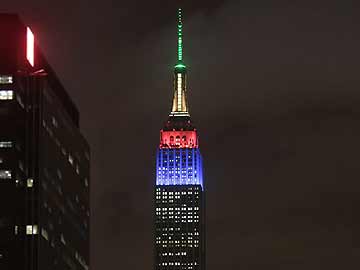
[154, 9, 205, 270]
[0, 14, 90, 270]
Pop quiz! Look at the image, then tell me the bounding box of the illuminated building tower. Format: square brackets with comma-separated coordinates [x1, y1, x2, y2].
[0, 14, 90, 270]
[155, 9, 205, 270]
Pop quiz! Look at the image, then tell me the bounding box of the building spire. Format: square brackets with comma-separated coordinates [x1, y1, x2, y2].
[178, 8, 183, 62]
[170, 8, 189, 117]
[175, 8, 186, 69]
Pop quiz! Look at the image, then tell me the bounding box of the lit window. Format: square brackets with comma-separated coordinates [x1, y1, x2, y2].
[15, 179, 21, 187]
[0, 75, 13, 84]
[27, 178, 34, 188]
[26, 225, 38, 235]
[0, 170, 11, 179]
[0, 90, 13, 100]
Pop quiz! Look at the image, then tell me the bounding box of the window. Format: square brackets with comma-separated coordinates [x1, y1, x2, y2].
[15, 179, 22, 187]
[0, 75, 13, 84]
[0, 141, 12, 148]
[0, 170, 11, 179]
[26, 225, 38, 235]
[0, 90, 13, 100]
[27, 178, 34, 188]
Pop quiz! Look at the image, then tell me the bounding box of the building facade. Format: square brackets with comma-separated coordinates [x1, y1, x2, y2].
[0, 14, 90, 270]
[154, 9, 205, 270]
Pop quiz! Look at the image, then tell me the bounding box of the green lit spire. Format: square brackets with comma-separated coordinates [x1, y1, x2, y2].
[178, 8, 183, 62]
[175, 8, 186, 69]
[171, 8, 189, 116]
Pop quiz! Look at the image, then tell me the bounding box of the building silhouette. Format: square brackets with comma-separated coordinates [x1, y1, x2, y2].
[0, 14, 90, 270]
[154, 9, 205, 270]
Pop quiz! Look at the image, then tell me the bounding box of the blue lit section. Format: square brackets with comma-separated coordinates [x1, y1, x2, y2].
[156, 148, 204, 189]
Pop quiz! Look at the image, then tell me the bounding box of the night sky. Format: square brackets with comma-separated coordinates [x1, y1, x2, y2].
[4, 0, 360, 269]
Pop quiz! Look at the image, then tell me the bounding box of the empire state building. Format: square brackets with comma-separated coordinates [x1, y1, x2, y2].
[154, 8, 205, 270]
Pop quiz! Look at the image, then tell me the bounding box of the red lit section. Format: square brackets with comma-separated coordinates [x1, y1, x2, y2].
[27, 27, 34, 66]
[160, 130, 198, 149]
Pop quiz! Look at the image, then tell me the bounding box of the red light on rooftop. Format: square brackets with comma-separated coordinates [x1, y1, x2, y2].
[26, 27, 34, 67]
